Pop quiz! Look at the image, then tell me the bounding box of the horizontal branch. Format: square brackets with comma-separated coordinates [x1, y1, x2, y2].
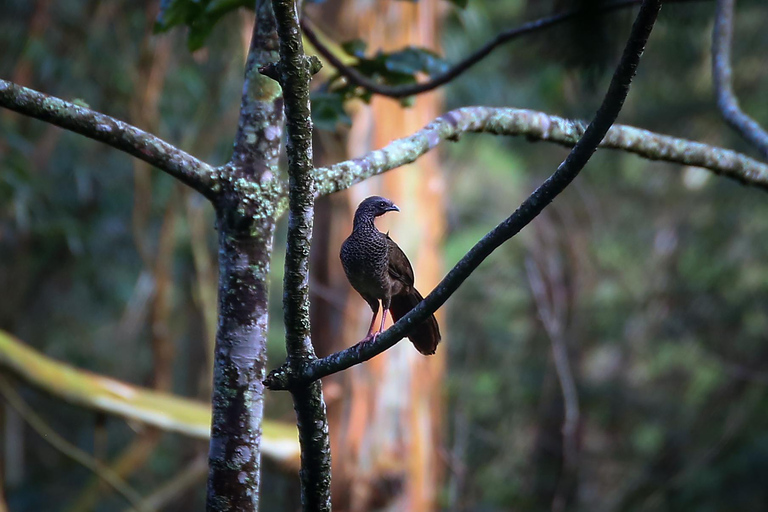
[0, 80, 219, 199]
[303, 0, 708, 99]
[0, 330, 299, 465]
[266, 0, 662, 390]
[313, 106, 768, 196]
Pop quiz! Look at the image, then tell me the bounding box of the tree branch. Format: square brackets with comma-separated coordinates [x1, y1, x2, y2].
[312, 106, 768, 196]
[0, 330, 300, 463]
[0, 79, 219, 199]
[272, 0, 332, 510]
[303, 0, 706, 99]
[712, 0, 768, 159]
[265, 0, 663, 391]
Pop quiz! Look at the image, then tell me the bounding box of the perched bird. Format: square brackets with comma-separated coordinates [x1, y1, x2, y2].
[340, 196, 441, 355]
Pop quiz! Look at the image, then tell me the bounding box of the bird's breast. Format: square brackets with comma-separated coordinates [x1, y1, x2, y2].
[340, 231, 390, 298]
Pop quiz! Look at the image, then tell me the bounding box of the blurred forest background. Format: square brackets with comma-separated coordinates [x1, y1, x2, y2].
[2, 0, 768, 511]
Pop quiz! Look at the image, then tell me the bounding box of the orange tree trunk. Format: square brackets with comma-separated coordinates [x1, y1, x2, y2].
[309, 1, 446, 510]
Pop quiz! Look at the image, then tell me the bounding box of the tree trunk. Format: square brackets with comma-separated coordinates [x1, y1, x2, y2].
[311, 1, 447, 510]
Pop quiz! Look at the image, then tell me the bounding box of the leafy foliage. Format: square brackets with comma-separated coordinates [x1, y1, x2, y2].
[155, 0, 251, 51]
[335, 41, 448, 99]
[312, 42, 449, 127]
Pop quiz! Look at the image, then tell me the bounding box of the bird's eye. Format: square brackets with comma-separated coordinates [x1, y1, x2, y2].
[379, 202, 387, 208]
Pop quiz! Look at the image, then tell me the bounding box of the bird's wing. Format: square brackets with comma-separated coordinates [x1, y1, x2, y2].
[386, 234, 415, 287]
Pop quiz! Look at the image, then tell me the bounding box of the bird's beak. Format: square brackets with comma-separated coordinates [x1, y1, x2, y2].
[388, 204, 400, 212]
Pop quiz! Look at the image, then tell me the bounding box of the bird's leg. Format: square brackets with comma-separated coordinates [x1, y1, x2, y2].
[375, 308, 388, 340]
[369, 299, 390, 343]
[365, 309, 379, 339]
[362, 298, 380, 342]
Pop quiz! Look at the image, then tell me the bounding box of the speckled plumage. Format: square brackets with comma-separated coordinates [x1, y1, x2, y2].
[340, 196, 441, 355]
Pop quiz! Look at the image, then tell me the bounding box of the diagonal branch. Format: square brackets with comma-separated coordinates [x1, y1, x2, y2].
[0, 330, 300, 463]
[712, 0, 768, 159]
[303, 0, 707, 99]
[313, 106, 768, 196]
[0, 79, 219, 198]
[271, 0, 332, 510]
[266, 0, 663, 391]
[0, 376, 147, 512]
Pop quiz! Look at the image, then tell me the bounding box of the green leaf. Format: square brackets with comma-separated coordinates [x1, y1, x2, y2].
[154, 0, 251, 50]
[341, 39, 368, 59]
[311, 93, 352, 131]
[445, 0, 468, 7]
[386, 47, 449, 76]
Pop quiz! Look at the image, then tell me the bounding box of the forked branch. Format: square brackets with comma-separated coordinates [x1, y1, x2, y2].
[265, 0, 663, 390]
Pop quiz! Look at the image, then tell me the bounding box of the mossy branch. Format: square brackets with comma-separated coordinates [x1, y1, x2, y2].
[312, 107, 768, 197]
[271, 0, 332, 510]
[0, 79, 219, 199]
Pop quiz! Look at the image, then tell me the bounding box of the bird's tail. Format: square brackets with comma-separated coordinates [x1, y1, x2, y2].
[389, 288, 441, 355]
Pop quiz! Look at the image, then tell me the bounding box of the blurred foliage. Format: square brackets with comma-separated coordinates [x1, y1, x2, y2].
[440, 0, 768, 510]
[155, 0, 252, 51]
[319, 42, 449, 107]
[2, 0, 768, 511]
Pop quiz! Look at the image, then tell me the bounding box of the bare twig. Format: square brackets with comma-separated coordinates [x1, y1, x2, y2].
[312, 106, 768, 197]
[265, 0, 664, 390]
[712, 0, 768, 159]
[525, 252, 579, 512]
[271, 0, 332, 510]
[303, 0, 707, 99]
[0, 376, 147, 512]
[122, 455, 208, 512]
[0, 80, 218, 198]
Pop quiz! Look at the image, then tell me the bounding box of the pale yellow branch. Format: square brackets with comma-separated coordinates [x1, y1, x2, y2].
[0, 331, 299, 466]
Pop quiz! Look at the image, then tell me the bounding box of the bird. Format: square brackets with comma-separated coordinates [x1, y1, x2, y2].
[340, 196, 441, 355]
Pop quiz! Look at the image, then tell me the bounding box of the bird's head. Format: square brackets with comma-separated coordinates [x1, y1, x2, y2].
[357, 196, 400, 217]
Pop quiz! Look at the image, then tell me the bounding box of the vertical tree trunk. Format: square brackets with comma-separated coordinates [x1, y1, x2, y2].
[206, 1, 283, 508]
[207, 216, 276, 510]
[311, 1, 446, 510]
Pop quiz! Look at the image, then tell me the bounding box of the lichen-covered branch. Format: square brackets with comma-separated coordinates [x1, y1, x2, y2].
[271, 0, 332, 510]
[712, 0, 768, 159]
[0, 79, 218, 198]
[313, 106, 768, 196]
[303, 0, 707, 99]
[265, 0, 662, 390]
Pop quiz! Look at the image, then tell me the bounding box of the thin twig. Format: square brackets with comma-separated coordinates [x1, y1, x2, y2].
[271, 0, 332, 510]
[0, 80, 218, 198]
[0, 377, 147, 512]
[712, 0, 768, 159]
[303, 0, 706, 99]
[524, 253, 579, 512]
[123, 455, 208, 512]
[265, 0, 663, 390]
